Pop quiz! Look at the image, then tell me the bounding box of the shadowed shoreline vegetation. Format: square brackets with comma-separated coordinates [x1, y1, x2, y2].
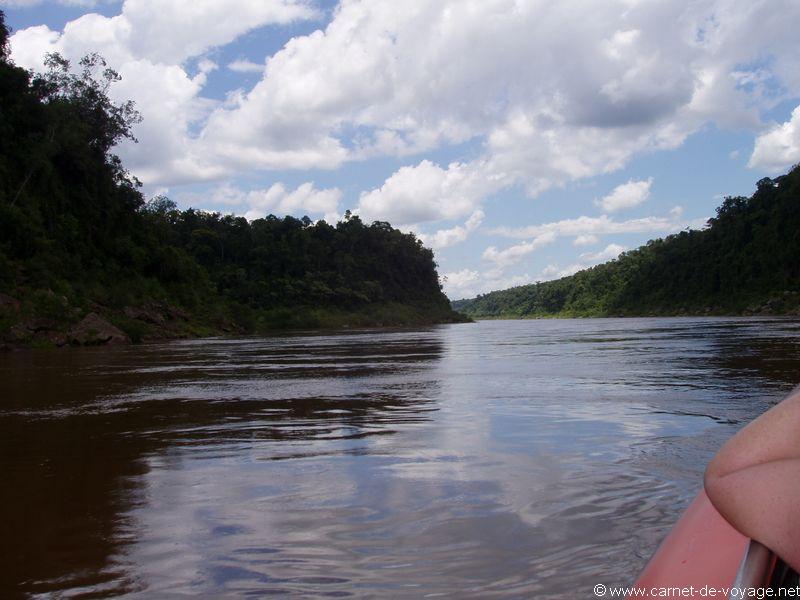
[0, 12, 466, 348]
[454, 166, 800, 320]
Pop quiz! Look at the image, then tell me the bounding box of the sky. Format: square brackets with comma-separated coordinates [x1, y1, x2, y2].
[2, 0, 799, 300]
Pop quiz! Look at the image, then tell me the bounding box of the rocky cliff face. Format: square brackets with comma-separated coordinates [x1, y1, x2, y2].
[0, 292, 207, 350]
[68, 313, 130, 346]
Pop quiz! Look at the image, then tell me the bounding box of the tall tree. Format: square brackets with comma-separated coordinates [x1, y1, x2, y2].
[0, 10, 10, 62]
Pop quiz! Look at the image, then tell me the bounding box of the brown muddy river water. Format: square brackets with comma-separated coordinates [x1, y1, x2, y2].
[2, 317, 800, 598]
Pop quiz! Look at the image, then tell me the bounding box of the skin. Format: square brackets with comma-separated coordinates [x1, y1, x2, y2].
[704, 385, 800, 571]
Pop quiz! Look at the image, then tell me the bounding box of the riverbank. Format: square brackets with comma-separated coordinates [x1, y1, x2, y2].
[453, 290, 800, 321]
[0, 290, 470, 350]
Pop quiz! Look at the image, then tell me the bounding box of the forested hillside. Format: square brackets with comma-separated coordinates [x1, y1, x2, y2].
[454, 166, 800, 319]
[0, 12, 464, 348]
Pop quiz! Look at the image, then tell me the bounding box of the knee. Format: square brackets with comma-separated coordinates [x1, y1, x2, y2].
[703, 452, 734, 506]
[704, 451, 728, 487]
[703, 462, 720, 498]
[703, 463, 722, 502]
[703, 436, 754, 491]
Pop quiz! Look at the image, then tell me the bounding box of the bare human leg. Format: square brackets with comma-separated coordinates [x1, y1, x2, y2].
[705, 385, 800, 571]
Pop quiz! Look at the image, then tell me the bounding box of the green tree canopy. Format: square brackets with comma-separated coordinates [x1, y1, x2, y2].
[0, 39, 462, 339]
[455, 165, 800, 318]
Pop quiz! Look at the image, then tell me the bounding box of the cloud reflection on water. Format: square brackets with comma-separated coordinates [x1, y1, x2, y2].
[1, 318, 799, 597]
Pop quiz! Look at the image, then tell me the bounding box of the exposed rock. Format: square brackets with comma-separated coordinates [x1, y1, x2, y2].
[165, 305, 189, 321]
[25, 318, 60, 332]
[3, 319, 58, 340]
[218, 319, 245, 334]
[68, 313, 130, 346]
[0, 293, 20, 311]
[7, 323, 31, 343]
[124, 305, 165, 325]
[33, 330, 68, 347]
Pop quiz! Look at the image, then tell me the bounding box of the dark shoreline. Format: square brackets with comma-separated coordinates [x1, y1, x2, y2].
[454, 311, 800, 320]
[0, 298, 471, 352]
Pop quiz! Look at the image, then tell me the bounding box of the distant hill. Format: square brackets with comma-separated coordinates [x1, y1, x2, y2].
[0, 12, 465, 348]
[453, 166, 800, 319]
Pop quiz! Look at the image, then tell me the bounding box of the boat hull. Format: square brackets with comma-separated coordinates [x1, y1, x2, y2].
[632, 490, 750, 597]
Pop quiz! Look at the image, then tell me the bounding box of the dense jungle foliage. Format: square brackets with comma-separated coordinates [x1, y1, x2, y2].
[0, 12, 463, 345]
[454, 166, 800, 319]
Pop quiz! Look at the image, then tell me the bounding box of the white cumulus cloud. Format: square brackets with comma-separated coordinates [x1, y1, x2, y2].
[358, 159, 503, 225]
[244, 182, 342, 222]
[749, 105, 800, 172]
[8, 0, 319, 187]
[7, 0, 800, 216]
[418, 210, 484, 250]
[595, 178, 653, 212]
[491, 210, 689, 240]
[441, 269, 480, 297]
[178, 181, 342, 223]
[579, 243, 627, 262]
[573, 234, 600, 246]
[442, 268, 532, 300]
[539, 263, 585, 280]
[1, 0, 97, 6]
[228, 59, 265, 74]
[483, 232, 558, 268]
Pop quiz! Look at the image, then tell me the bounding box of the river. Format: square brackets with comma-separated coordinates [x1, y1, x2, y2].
[2, 317, 799, 598]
